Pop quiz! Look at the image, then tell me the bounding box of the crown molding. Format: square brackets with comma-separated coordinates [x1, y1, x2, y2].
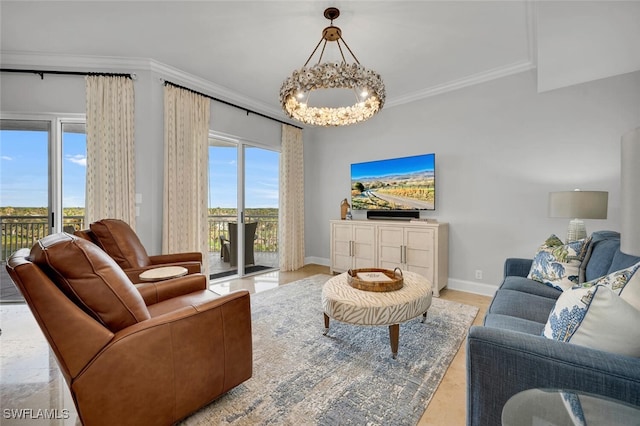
[0, 50, 293, 125]
[0, 50, 150, 73]
[147, 59, 288, 121]
[1, 49, 536, 117]
[386, 60, 536, 109]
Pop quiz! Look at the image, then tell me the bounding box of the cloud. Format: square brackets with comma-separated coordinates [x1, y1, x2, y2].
[1, 155, 13, 161]
[66, 154, 87, 167]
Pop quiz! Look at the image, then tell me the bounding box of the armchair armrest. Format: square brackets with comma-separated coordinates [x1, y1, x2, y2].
[149, 252, 202, 264]
[503, 258, 532, 278]
[135, 274, 207, 305]
[466, 325, 640, 426]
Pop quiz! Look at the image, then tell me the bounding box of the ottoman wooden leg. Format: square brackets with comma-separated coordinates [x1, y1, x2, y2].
[323, 313, 330, 335]
[422, 310, 428, 323]
[389, 324, 399, 359]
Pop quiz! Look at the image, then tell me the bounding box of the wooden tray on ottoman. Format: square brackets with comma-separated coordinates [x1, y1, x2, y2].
[347, 268, 403, 292]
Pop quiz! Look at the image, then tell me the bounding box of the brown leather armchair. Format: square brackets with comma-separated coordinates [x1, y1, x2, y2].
[74, 218, 202, 283]
[6, 233, 252, 426]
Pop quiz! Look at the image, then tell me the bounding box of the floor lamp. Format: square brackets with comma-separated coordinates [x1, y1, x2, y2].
[548, 190, 608, 242]
[621, 127, 640, 256]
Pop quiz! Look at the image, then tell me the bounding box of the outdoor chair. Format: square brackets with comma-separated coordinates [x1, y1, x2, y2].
[75, 218, 202, 283]
[226, 222, 258, 268]
[5, 233, 252, 426]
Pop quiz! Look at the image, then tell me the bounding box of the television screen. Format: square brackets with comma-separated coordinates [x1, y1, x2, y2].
[351, 153, 435, 210]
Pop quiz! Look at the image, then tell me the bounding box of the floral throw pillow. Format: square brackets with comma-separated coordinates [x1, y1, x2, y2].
[527, 235, 590, 291]
[572, 260, 640, 310]
[543, 285, 640, 357]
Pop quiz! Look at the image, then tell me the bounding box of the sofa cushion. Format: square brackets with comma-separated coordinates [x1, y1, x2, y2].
[579, 230, 620, 282]
[90, 219, 151, 269]
[30, 232, 150, 332]
[501, 276, 562, 300]
[584, 239, 620, 282]
[488, 289, 558, 324]
[528, 235, 589, 291]
[543, 285, 640, 357]
[484, 313, 545, 335]
[609, 250, 640, 276]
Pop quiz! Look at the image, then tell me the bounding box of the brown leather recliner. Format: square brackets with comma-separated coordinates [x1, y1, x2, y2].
[74, 218, 202, 283]
[6, 233, 252, 426]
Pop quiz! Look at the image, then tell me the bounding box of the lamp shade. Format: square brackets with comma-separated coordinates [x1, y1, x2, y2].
[621, 127, 640, 256]
[548, 191, 608, 219]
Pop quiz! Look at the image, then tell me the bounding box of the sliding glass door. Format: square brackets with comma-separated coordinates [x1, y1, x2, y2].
[244, 146, 279, 275]
[208, 136, 279, 280]
[0, 117, 86, 302]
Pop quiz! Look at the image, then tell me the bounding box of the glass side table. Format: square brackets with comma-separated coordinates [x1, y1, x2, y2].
[502, 388, 640, 426]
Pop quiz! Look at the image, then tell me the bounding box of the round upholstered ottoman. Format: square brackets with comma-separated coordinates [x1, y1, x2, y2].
[321, 270, 432, 358]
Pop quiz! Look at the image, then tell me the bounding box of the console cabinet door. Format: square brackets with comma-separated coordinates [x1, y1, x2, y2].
[352, 224, 376, 269]
[331, 223, 354, 272]
[404, 227, 435, 282]
[378, 226, 404, 270]
[330, 222, 376, 273]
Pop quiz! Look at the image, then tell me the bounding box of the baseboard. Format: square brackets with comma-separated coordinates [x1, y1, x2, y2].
[447, 278, 497, 297]
[305, 256, 330, 267]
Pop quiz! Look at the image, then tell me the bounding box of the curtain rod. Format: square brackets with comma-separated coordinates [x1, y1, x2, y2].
[163, 80, 302, 130]
[0, 68, 134, 79]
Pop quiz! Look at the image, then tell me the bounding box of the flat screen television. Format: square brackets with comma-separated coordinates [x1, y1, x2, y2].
[350, 153, 435, 211]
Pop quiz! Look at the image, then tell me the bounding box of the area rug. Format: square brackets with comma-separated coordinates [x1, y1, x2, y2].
[180, 274, 478, 426]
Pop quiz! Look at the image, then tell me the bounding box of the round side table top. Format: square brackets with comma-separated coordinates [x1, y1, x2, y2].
[139, 266, 188, 281]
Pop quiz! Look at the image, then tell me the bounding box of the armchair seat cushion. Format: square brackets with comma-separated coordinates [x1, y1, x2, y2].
[483, 313, 545, 335]
[500, 276, 562, 299]
[487, 289, 557, 324]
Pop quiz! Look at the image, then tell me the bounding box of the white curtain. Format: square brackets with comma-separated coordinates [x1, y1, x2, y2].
[163, 84, 210, 274]
[85, 75, 136, 225]
[279, 124, 305, 271]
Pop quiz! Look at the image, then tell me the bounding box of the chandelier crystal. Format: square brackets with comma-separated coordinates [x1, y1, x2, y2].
[280, 7, 385, 127]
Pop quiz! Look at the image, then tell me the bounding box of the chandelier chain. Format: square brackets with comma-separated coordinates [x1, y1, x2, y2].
[338, 38, 360, 65]
[303, 37, 326, 68]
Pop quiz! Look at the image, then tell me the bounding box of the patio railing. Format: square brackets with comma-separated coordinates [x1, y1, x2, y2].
[1, 214, 278, 261]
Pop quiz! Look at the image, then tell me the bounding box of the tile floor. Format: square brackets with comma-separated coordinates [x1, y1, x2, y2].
[0, 264, 491, 425]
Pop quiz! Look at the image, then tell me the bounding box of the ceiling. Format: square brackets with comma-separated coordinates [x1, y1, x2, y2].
[0, 1, 535, 119]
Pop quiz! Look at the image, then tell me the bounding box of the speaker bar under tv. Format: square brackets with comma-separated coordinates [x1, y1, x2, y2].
[367, 210, 419, 220]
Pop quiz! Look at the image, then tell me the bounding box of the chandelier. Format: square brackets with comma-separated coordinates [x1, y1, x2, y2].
[279, 7, 385, 127]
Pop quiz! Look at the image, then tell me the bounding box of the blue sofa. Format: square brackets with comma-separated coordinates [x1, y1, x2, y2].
[466, 231, 640, 426]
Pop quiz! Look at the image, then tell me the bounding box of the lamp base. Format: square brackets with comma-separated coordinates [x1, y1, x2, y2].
[567, 219, 587, 242]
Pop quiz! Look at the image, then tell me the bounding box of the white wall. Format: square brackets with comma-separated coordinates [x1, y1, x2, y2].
[537, 1, 640, 92]
[304, 70, 640, 294]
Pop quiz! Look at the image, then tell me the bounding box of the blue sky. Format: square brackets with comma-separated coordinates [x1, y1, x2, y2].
[351, 153, 435, 180]
[209, 146, 279, 209]
[0, 129, 87, 208]
[1, 130, 279, 209]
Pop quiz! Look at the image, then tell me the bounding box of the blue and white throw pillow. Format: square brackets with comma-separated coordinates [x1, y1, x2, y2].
[572, 260, 640, 310]
[543, 285, 640, 356]
[561, 391, 586, 426]
[528, 235, 590, 291]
